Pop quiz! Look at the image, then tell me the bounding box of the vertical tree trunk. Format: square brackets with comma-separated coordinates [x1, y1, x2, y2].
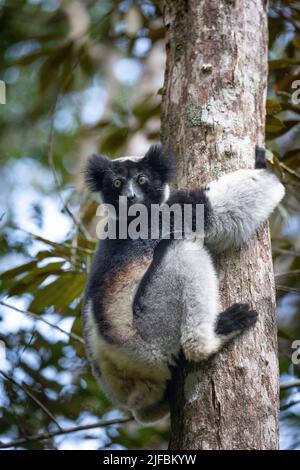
[161, 0, 279, 450]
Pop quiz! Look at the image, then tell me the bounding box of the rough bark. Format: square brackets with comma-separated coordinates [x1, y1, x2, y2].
[161, 0, 279, 450]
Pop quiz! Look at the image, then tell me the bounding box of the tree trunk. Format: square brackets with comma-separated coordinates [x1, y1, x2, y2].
[161, 0, 279, 450]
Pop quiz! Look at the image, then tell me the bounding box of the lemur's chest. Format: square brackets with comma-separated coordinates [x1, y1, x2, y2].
[102, 254, 153, 340]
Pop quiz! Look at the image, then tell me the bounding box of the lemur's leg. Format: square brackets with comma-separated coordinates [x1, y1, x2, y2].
[83, 300, 170, 410]
[204, 149, 285, 253]
[183, 301, 258, 362]
[180, 242, 220, 361]
[179, 243, 258, 362]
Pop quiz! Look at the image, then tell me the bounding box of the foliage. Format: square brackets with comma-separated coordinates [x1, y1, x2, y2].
[0, 0, 299, 450]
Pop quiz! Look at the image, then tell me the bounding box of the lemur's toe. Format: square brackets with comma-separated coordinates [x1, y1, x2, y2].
[215, 303, 258, 335]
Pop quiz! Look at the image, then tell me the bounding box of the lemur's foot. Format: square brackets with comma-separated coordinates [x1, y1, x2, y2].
[182, 304, 258, 363]
[133, 400, 169, 424]
[127, 379, 165, 411]
[127, 390, 146, 410]
[215, 303, 258, 336]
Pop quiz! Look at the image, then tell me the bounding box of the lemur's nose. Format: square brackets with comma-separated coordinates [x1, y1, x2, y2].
[127, 194, 136, 202]
[123, 182, 136, 201]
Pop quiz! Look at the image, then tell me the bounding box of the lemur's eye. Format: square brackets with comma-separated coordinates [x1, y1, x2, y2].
[137, 175, 147, 186]
[112, 179, 122, 189]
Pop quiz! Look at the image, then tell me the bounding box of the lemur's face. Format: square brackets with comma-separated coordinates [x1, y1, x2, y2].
[85, 144, 176, 209]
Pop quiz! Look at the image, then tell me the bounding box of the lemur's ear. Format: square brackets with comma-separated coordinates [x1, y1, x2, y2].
[143, 144, 177, 183]
[85, 154, 111, 192]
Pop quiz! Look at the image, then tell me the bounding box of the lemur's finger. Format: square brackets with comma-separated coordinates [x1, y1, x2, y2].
[255, 145, 267, 169]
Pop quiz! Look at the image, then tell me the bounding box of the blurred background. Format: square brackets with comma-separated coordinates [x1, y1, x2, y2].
[0, 0, 299, 450]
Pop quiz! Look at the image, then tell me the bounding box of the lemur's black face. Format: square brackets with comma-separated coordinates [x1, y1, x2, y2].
[85, 144, 176, 210]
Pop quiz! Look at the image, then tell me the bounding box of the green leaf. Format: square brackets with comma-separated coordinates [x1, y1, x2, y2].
[133, 94, 160, 127]
[0, 260, 38, 281]
[29, 235, 77, 258]
[269, 59, 300, 70]
[292, 38, 300, 51]
[280, 102, 300, 114]
[266, 99, 282, 116]
[39, 43, 73, 92]
[266, 119, 299, 138]
[78, 45, 95, 77]
[15, 50, 45, 66]
[29, 272, 86, 313]
[8, 273, 51, 296]
[100, 126, 129, 155]
[281, 148, 300, 165]
[1, 261, 67, 296]
[276, 71, 300, 92]
[266, 116, 285, 133]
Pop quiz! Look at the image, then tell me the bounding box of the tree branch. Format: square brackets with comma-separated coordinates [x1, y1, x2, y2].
[0, 416, 132, 449]
[0, 370, 62, 431]
[273, 248, 300, 257]
[281, 399, 300, 411]
[279, 161, 300, 180]
[280, 379, 300, 390]
[275, 270, 300, 278]
[0, 301, 84, 344]
[276, 285, 300, 294]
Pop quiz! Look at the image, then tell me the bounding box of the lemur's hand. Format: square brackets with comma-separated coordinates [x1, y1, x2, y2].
[215, 303, 258, 336]
[255, 145, 267, 169]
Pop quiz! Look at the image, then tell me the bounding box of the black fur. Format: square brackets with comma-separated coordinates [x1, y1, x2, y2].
[215, 303, 258, 335]
[167, 188, 211, 236]
[87, 190, 213, 341]
[84, 144, 212, 345]
[143, 144, 177, 183]
[83, 143, 262, 417]
[84, 236, 157, 344]
[84, 145, 177, 211]
[255, 145, 267, 169]
[85, 154, 111, 192]
[133, 239, 172, 320]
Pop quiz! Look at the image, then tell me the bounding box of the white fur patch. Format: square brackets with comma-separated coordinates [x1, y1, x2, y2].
[114, 155, 144, 163]
[205, 169, 285, 252]
[177, 241, 222, 359]
[163, 184, 170, 202]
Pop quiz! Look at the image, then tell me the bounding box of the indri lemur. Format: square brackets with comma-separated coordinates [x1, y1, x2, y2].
[82, 144, 285, 423]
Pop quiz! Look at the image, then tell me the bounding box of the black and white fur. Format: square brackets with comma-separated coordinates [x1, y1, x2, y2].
[82, 144, 285, 423]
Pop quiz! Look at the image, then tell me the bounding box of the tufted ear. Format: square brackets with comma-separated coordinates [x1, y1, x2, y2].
[85, 154, 111, 192]
[143, 144, 177, 183]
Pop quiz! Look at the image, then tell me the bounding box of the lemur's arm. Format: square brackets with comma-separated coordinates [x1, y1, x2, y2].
[166, 148, 284, 250]
[204, 166, 285, 253]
